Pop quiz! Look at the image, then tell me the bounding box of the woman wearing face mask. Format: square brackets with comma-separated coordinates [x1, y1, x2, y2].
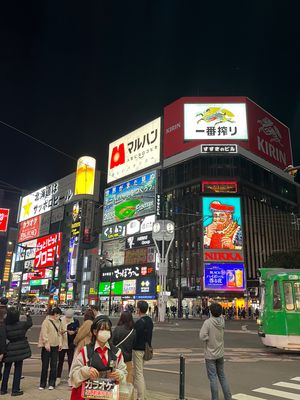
[38, 307, 63, 390]
[69, 315, 127, 400]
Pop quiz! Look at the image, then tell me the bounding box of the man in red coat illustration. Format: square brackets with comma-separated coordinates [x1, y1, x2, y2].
[204, 201, 242, 250]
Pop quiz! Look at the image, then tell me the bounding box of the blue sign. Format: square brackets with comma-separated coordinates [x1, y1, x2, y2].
[103, 171, 156, 226]
[204, 263, 245, 292]
[136, 276, 156, 296]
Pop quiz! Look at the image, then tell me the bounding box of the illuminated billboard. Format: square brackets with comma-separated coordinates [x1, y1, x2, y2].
[107, 117, 161, 183]
[75, 156, 96, 195]
[102, 214, 155, 241]
[34, 233, 62, 268]
[124, 247, 156, 265]
[103, 171, 156, 226]
[102, 239, 125, 267]
[67, 202, 82, 281]
[0, 208, 10, 232]
[18, 216, 41, 243]
[99, 281, 123, 296]
[184, 103, 248, 141]
[204, 263, 245, 291]
[202, 181, 238, 194]
[203, 197, 242, 250]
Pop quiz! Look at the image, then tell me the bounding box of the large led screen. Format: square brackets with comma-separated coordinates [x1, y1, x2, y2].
[203, 197, 242, 250]
[103, 171, 156, 226]
[204, 263, 245, 291]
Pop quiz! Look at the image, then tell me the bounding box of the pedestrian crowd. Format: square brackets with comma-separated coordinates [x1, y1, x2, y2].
[0, 298, 153, 400]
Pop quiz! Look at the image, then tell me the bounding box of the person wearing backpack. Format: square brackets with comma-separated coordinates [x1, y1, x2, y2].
[69, 315, 127, 400]
[112, 311, 136, 384]
[38, 307, 63, 390]
[132, 301, 153, 400]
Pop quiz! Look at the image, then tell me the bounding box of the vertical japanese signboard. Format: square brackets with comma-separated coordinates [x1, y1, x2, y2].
[67, 202, 82, 282]
[0, 208, 10, 232]
[34, 233, 62, 268]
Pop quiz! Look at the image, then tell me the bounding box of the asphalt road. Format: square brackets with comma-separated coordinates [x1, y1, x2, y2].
[24, 316, 300, 399]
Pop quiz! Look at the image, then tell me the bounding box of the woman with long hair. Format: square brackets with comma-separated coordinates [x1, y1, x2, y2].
[112, 311, 135, 384]
[69, 315, 127, 400]
[73, 309, 95, 353]
[1, 307, 32, 396]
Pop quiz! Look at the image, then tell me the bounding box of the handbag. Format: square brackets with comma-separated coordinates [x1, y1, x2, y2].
[143, 342, 153, 361]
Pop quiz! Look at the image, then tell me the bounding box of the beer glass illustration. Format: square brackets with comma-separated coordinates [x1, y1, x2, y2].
[235, 269, 243, 288]
[75, 156, 96, 195]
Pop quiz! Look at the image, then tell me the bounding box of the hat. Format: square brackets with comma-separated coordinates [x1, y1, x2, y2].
[65, 309, 74, 318]
[210, 201, 234, 212]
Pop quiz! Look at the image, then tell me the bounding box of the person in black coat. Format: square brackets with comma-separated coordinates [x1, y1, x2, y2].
[0, 297, 8, 381]
[0, 307, 32, 396]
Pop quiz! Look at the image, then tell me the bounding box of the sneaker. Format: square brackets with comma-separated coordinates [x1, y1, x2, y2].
[38, 387, 45, 390]
[48, 386, 54, 390]
[56, 378, 61, 386]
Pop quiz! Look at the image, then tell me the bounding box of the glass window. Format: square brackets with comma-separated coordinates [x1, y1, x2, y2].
[295, 282, 300, 310]
[284, 282, 294, 311]
[273, 280, 282, 309]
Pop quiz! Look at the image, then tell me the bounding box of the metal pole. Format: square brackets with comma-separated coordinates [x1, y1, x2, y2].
[178, 354, 186, 400]
[17, 245, 26, 309]
[108, 259, 113, 316]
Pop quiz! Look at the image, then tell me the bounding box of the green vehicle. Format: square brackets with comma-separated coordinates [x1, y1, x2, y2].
[257, 268, 300, 350]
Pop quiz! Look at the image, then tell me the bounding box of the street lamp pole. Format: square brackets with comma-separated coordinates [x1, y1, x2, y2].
[106, 258, 113, 317]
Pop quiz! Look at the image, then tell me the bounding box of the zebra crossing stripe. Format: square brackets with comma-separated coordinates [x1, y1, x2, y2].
[292, 378, 300, 382]
[232, 394, 267, 399]
[274, 382, 300, 390]
[253, 387, 300, 399]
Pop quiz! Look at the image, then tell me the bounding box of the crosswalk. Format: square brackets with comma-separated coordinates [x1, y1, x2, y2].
[233, 376, 300, 399]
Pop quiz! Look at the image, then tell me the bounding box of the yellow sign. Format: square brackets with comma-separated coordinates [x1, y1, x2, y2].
[75, 156, 96, 195]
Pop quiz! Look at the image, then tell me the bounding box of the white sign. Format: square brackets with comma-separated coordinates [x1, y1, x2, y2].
[107, 117, 161, 183]
[18, 173, 75, 222]
[184, 103, 248, 141]
[126, 215, 155, 236]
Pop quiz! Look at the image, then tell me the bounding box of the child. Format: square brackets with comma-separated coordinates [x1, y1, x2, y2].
[200, 302, 232, 400]
[69, 315, 127, 400]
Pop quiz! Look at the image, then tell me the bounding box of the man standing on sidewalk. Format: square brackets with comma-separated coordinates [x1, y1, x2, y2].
[132, 301, 153, 400]
[200, 302, 232, 400]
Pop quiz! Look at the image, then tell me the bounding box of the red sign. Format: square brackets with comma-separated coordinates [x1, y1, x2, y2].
[110, 144, 125, 169]
[163, 97, 292, 170]
[34, 233, 62, 268]
[23, 269, 48, 280]
[0, 208, 10, 232]
[18, 216, 41, 242]
[204, 251, 244, 262]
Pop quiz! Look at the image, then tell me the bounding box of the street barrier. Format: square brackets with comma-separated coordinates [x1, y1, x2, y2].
[178, 354, 186, 400]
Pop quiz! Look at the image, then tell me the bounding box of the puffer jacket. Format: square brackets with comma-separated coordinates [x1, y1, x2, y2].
[4, 315, 32, 363]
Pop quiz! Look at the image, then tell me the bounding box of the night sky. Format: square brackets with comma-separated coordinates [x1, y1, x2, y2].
[1, 1, 300, 192]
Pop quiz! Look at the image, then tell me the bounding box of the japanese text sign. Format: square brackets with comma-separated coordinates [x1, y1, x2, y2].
[204, 263, 245, 291]
[107, 117, 161, 183]
[0, 208, 9, 232]
[18, 216, 41, 242]
[81, 378, 119, 400]
[34, 233, 62, 268]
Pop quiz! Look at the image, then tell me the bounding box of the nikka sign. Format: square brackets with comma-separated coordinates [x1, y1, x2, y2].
[204, 250, 244, 262]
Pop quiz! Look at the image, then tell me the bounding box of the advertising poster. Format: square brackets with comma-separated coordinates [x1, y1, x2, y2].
[184, 103, 248, 141]
[18, 216, 41, 243]
[103, 171, 156, 226]
[34, 233, 62, 268]
[203, 197, 242, 250]
[107, 117, 161, 183]
[123, 280, 136, 295]
[136, 276, 156, 297]
[0, 208, 10, 232]
[124, 247, 156, 265]
[67, 202, 82, 281]
[125, 234, 154, 249]
[204, 263, 245, 291]
[98, 281, 123, 296]
[102, 239, 125, 267]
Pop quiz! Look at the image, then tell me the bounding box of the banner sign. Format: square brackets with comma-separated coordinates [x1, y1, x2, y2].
[18, 173, 75, 222]
[81, 378, 119, 400]
[103, 171, 156, 226]
[204, 250, 244, 262]
[0, 208, 10, 232]
[101, 265, 155, 282]
[18, 216, 41, 243]
[107, 117, 161, 183]
[102, 215, 155, 241]
[34, 233, 62, 268]
[200, 144, 238, 154]
[184, 103, 248, 141]
[136, 276, 156, 296]
[204, 263, 245, 291]
[125, 234, 154, 249]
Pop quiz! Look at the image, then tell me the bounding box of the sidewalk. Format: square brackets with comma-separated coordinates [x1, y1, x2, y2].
[0, 376, 201, 400]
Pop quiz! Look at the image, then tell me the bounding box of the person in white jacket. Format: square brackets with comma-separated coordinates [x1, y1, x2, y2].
[69, 315, 127, 400]
[199, 303, 232, 400]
